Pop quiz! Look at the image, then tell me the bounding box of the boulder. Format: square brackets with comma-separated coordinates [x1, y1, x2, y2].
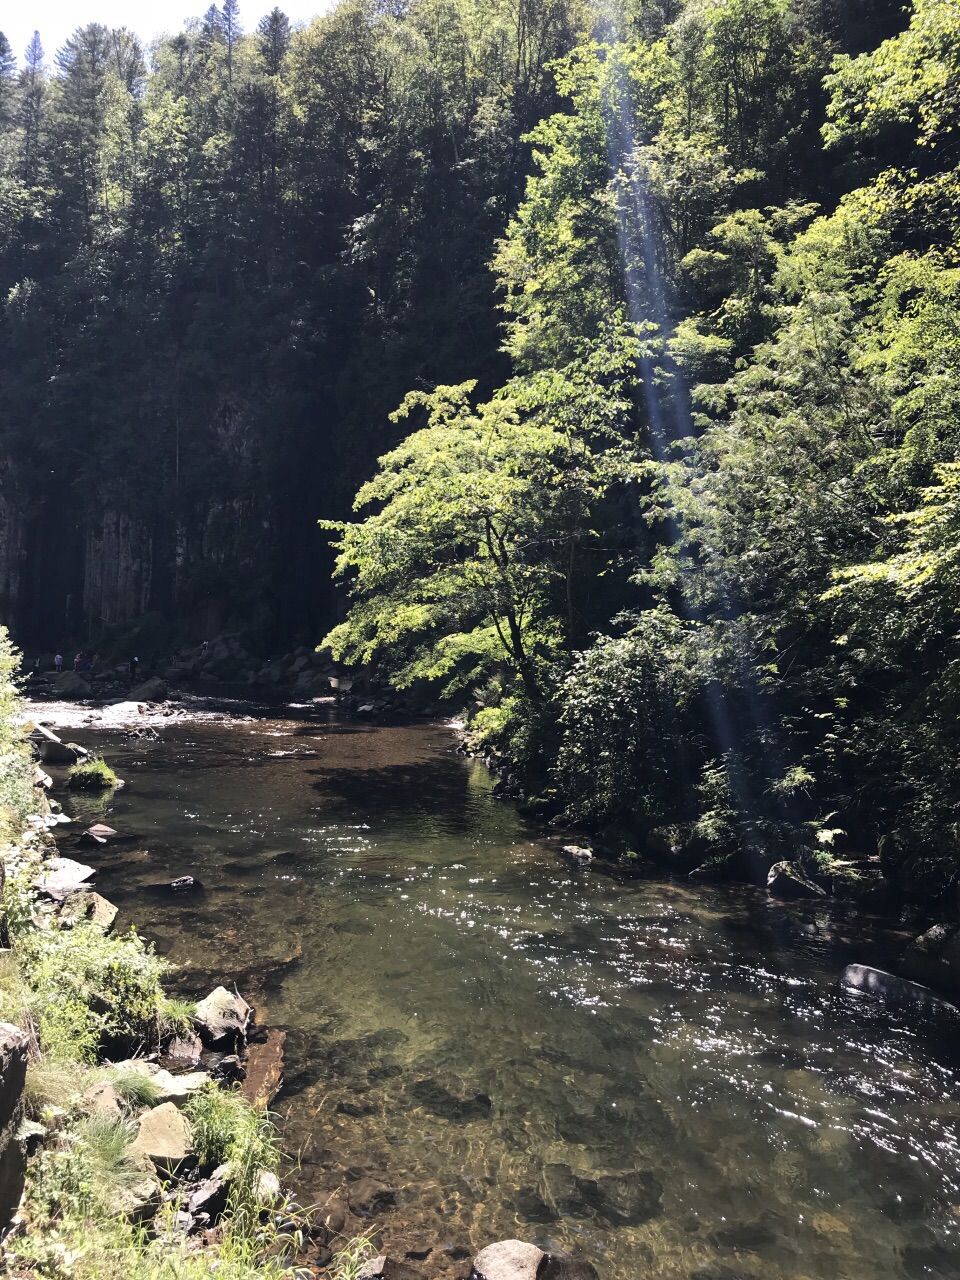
[841, 963, 959, 1017]
[766, 861, 826, 900]
[188, 1163, 233, 1221]
[116, 1172, 163, 1223]
[561, 845, 593, 864]
[37, 857, 95, 902]
[115, 1060, 211, 1105]
[130, 1101, 193, 1170]
[241, 1028, 285, 1108]
[255, 1169, 281, 1205]
[470, 1241, 544, 1280]
[0, 1024, 30, 1229]
[130, 678, 167, 702]
[39, 739, 81, 765]
[53, 672, 92, 698]
[900, 923, 960, 993]
[59, 891, 118, 932]
[165, 1030, 203, 1069]
[84, 1081, 122, 1119]
[195, 986, 252, 1050]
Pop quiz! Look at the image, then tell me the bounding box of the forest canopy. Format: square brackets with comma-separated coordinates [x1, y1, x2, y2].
[4, 0, 960, 896]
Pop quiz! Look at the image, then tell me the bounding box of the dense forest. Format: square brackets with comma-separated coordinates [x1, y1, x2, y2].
[4, 0, 960, 893]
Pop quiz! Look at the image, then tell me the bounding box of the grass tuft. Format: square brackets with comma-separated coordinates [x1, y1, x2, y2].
[68, 757, 118, 790]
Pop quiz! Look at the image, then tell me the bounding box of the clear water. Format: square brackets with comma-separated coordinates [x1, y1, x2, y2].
[51, 703, 960, 1279]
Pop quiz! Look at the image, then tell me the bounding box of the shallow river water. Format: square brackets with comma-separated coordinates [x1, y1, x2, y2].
[46, 700, 960, 1279]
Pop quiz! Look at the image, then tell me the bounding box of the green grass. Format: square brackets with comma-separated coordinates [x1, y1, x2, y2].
[331, 1233, 379, 1280]
[67, 757, 118, 790]
[108, 1069, 162, 1110]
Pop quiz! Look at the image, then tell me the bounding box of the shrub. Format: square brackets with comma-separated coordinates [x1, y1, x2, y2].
[556, 613, 694, 830]
[18, 923, 167, 1062]
[68, 757, 118, 790]
[0, 626, 34, 834]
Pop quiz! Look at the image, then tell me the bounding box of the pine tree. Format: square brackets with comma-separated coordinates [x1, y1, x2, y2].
[257, 7, 290, 77]
[17, 31, 44, 183]
[223, 0, 242, 82]
[0, 33, 16, 133]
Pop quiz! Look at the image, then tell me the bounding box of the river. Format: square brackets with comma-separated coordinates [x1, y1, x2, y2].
[42, 698, 960, 1279]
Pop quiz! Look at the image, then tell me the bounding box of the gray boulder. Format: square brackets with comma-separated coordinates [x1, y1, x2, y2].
[471, 1241, 544, 1280]
[130, 1101, 193, 1170]
[39, 739, 81, 765]
[195, 986, 252, 1049]
[842, 963, 959, 1016]
[766, 860, 826, 899]
[130, 677, 167, 702]
[54, 672, 92, 698]
[37, 857, 95, 902]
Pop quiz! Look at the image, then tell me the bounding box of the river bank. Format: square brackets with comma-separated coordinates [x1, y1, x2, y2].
[13, 687, 960, 1280]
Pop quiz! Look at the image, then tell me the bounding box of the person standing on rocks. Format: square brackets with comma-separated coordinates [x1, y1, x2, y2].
[54, 653, 63, 674]
[130, 655, 139, 681]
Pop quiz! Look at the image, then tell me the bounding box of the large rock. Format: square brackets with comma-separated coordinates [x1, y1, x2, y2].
[188, 1162, 233, 1221]
[116, 1172, 163, 1223]
[37, 857, 95, 902]
[59, 891, 118, 932]
[130, 1101, 193, 1170]
[115, 1059, 211, 1105]
[841, 963, 959, 1017]
[195, 987, 252, 1050]
[39, 739, 81, 765]
[53, 672, 92, 698]
[130, 678, 167, 702]
[471, 1241, 544, 1280]
[766, 861, 826, 900]
[900, 923, 960, 993]
[84, 1081, 122, 1119]
[0, 1024, 29, 1229]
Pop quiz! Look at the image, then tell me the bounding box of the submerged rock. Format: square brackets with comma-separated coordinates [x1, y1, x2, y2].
[573, 1170, 663, 1225]
[357, 1259, 423, 1280]
[79, 823, 118, 845]
[766, 861, 826, 900]
[470, 1240, 543, 1280]
[348, 1177, 397, 1217]
[241, 1027, 286, 1107]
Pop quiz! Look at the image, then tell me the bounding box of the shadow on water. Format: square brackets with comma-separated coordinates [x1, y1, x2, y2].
[49, 706, 960, 1280]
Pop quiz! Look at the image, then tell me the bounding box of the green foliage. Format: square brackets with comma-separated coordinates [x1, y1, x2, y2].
[0, 626, 34, 835]
[67, 757, 118, 791]
[17, 923, 167, 1062]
